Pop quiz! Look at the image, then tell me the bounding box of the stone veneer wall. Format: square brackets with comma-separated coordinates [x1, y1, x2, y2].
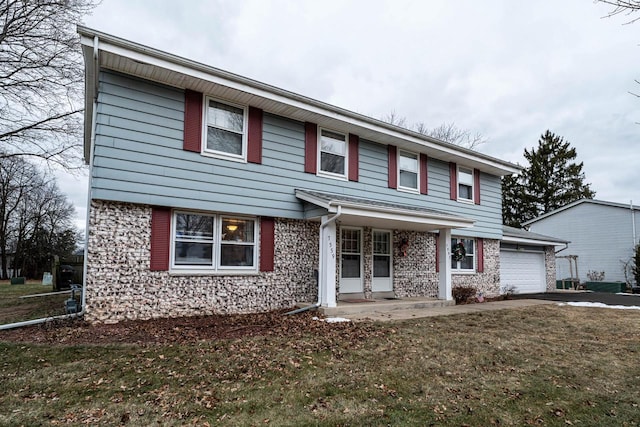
[451, 239, 500, 296]
[392, 231, 439, 298]
[544, 246, 556, 291]
[86, 200, 319, 323]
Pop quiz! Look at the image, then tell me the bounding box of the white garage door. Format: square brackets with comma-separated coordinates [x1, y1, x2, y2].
[500, 250, 546, 294]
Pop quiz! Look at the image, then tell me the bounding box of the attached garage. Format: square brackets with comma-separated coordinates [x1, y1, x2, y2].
[500, 249, 546, 294]
[500, 226, 569, 295]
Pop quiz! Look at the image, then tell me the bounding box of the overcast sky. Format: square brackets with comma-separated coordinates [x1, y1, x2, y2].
[63, 0, 640, 232]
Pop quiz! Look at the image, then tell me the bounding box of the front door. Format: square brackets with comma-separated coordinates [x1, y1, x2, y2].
[372, 230, 393, 292]
[340, 228, 363, 294]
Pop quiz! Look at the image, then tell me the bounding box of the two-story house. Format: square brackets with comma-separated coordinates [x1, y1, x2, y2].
[79, 27, 521, 323]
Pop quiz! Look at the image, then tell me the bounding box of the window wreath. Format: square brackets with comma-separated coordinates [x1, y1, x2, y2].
[452, 242, 466, 262]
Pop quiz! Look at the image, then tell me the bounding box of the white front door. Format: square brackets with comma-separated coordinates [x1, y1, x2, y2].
[340, 228, 363, 294]
[372, 230, 393, 292]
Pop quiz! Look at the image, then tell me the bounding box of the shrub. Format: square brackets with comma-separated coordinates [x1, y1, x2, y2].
[452, 285, 477, 304]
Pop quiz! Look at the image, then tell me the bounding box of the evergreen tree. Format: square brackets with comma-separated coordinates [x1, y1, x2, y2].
[502, 130, 595, 227]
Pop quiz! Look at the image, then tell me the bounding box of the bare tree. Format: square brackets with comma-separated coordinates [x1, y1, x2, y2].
[416, 121, 487, 150]
[598, 1, 640, 24]
[381, 111, 487, 150]
[0, 0, 98, 168]
[0, 156, 78, 278]
[381, 110, 407, 128]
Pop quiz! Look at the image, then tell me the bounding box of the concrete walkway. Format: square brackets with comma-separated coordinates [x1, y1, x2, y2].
[340, 299, 556, 322]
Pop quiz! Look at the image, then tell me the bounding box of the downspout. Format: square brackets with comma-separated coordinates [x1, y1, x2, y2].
[554, 243, 569, 254]
[0, 37, 99, 330]
[284, 205, 342, 315]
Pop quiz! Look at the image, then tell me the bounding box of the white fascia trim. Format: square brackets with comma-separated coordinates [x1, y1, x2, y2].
[332, 205, 474, 228]
[294, 190, 474, 228]
[502, 236, 568, 246]
[78, 27, 520, 176]
[295, 191, 332, 210]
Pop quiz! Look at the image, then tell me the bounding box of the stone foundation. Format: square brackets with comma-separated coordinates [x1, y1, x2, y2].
[86, 200, 319, 323]
[544, 246, 556, 291]
[452, 239, 501, 297]
[86, 200, 503, 322]
[392, 231, 439, 298]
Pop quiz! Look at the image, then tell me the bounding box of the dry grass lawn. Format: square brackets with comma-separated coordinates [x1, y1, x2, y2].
[1, 304, 639, 426]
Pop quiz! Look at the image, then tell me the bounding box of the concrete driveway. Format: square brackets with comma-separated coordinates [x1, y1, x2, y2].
[512, 291, 640, 307]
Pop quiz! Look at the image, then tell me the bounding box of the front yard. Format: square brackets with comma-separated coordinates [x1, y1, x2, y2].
[1, 305, 639, 426]
[0, 281, 71, 324]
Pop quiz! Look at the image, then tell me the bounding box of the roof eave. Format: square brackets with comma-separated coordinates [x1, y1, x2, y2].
[77, 25, 521, 176]
[502, 236, 569, 246]
[295, 189, 475, 229]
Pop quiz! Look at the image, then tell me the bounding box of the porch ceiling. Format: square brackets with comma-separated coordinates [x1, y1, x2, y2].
[295, 189, 475, 231]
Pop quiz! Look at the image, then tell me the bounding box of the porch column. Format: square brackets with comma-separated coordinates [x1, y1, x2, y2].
[319, 216, 337, 307]
[438, 228, 453, 300]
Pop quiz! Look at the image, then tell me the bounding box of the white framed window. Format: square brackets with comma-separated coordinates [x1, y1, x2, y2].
[171, 211, 257, 271]
[451, 237, 475, 272]
[398, 150, 419, 192]
[458, 167, 474, 202]
[203, 97, 248, 161]
[341, 227, 362, 279]
[318, 128, 348, 179]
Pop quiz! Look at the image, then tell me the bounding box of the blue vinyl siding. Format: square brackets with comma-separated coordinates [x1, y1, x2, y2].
[529, 202, 640, 282]
[92, 71, 503, 238]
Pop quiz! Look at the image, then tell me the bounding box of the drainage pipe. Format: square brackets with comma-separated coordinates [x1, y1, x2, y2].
[0, 39, 100, 331]
[284, 206, 342, 316]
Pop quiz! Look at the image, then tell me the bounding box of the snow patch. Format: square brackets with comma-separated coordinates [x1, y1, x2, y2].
[616, 292, 640, 297]
[312, 316, 351, 323]
[558, 302, 640, 310]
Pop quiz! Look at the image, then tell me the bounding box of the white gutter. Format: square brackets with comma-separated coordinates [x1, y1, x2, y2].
[0, 39, 100, 331]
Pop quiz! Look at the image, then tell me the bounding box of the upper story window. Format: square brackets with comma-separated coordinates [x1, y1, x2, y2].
[451, 237, 475, 272]
[398, 150, 419, 192]
[172, 211, 256, 271]
[458, 167, 474, 202]
[318, 128, 347, 179]
[204, 97, 247, 161]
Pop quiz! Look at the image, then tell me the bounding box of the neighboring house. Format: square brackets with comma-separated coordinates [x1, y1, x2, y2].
[500, 226, 568, 294]
[78, 27, 521, 323]
[524, 199, 639, 284]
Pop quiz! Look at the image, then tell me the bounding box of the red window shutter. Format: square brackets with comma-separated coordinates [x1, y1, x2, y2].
[388, 145, 397, 189]
[150, 207, 171, 271]
[474, 168, 481, 205]
[260, 217, 275, 272]
[420, 153, 428, 195]
[449, 162, 457, 200]
[348, 134, 359, 182]
[247, 107, 263, 164]
[476, 238, 484, 273]
[304, 122, 317, 174]
[183, 90, 203, 153]
[435, 235, 439, 273]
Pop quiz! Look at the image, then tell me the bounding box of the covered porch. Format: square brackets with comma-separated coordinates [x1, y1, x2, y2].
[295, 189, 475, 308]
